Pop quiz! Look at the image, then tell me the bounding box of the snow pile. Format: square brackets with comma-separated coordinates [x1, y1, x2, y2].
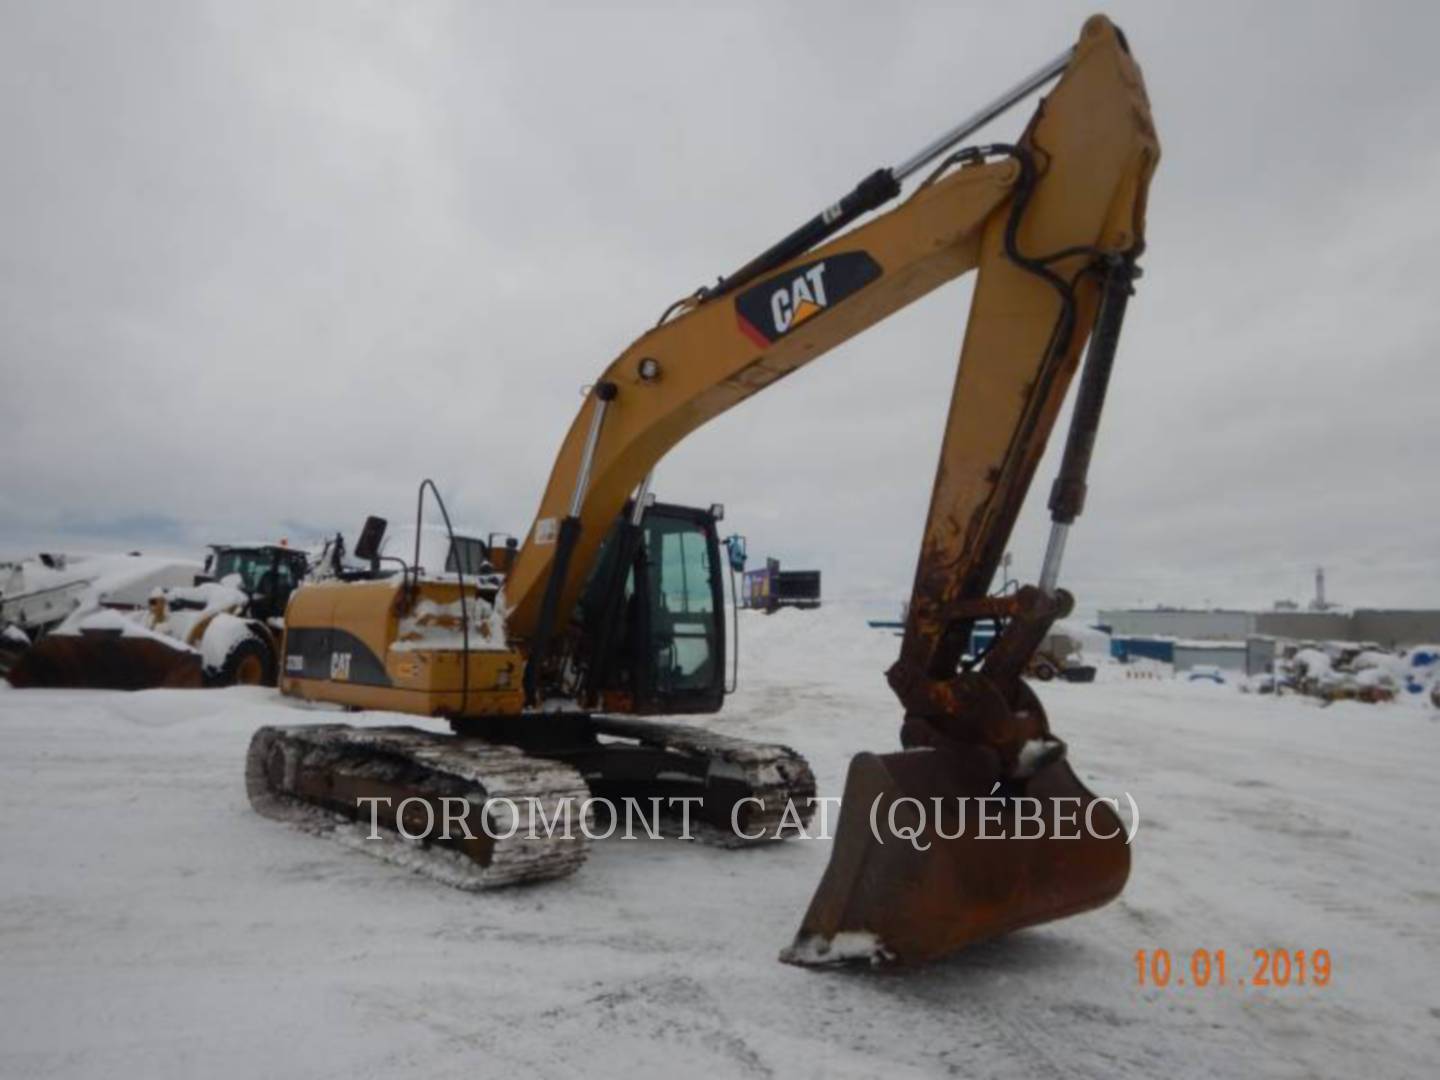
[1292, 647, 1332, 677]
[58, 609, 196, 653]
[45, 574, 249, 655]
[1353, 666, 1395, 692]
[1351, 649, 1402, 676]
[1, 552, 201, 634]
[741, 603, 886, 671]
[148, 581, 250, 646]
[1281, 643, 1420, 703]
[163, 581, 249, 611]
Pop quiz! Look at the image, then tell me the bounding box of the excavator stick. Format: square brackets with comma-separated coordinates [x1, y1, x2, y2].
[786, 17, 1157, 966]
[786, 260, 1145, 968]
[6, 633, 204, 690]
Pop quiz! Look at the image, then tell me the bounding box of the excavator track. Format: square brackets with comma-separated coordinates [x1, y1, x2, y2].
[586, 717, 818, 846]
[246, 724, 591, 890]
[246, 716, 815, 893]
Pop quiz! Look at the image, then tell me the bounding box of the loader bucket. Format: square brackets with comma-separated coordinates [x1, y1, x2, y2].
[5, 632, 204, 690]
[782, 744, 1129, 968]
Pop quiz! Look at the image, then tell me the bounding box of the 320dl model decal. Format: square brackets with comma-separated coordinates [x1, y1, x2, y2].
[734, 251, 882, 348]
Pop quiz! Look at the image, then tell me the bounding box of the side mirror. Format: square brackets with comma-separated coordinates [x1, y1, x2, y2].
[354, 516, 387, 565]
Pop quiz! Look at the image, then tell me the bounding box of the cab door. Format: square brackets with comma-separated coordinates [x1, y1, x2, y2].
[639, 506, 725, 712]
[575, 503, 726, 715]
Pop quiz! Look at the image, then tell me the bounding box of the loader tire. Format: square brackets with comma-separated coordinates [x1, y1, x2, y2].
[217, 632, 276, 687]
[1031, 659, 1058, 682]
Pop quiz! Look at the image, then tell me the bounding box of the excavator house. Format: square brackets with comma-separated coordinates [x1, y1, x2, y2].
[248, 14, 1158, 968]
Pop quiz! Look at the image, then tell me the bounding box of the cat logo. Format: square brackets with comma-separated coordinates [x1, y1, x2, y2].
[770, 263, 830, 334]
[735, 251, 882, 348]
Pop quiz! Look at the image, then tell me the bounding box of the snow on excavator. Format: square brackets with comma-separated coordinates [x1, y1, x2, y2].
[247, 14, 1157, 968]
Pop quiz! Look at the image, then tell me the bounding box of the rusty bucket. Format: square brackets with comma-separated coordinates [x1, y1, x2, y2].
[783, 716, 1128, 967]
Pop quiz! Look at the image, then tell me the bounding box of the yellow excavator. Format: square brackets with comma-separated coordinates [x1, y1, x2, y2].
[247, 14, 1158, 967]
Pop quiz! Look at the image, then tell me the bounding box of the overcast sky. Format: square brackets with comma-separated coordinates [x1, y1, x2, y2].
[2, 0, 1437, 614]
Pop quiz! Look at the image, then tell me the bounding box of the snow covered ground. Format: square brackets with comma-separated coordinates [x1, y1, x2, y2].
[1, 607, 1436, 1078]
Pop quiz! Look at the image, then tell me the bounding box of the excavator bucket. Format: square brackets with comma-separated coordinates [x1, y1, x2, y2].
[783, 743, 1129, 967]
[5, 632, 204, 690]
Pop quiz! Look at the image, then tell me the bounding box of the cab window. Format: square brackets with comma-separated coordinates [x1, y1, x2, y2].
[212, 549, 272, 593]
[644, 515, 718, 693]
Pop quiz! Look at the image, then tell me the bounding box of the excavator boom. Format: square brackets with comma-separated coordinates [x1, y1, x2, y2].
[504, 18, 1154, 721]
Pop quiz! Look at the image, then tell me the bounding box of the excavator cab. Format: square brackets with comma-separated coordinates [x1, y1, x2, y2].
[575, 502, 726, 715]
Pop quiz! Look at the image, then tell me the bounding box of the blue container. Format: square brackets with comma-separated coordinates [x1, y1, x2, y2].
[1111, 636, 1174, 664]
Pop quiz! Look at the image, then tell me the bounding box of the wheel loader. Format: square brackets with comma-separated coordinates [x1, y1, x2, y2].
[5, 542, 309, 690]
[248, 15, 1158, 968]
